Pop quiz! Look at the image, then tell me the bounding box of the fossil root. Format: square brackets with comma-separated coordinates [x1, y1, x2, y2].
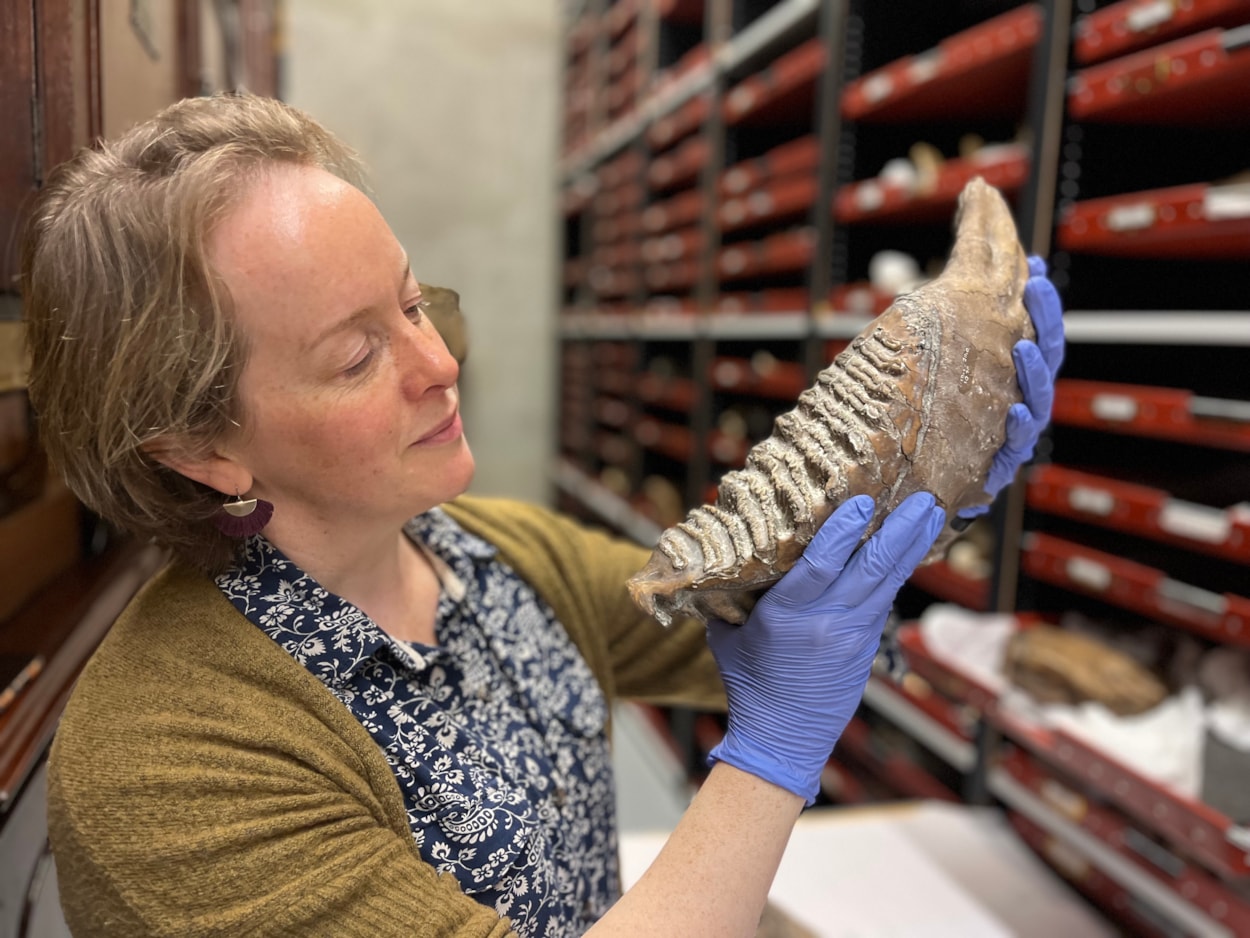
[628, 177, 1034, 626]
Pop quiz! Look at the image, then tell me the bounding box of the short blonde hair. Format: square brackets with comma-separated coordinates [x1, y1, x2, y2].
[22, 93, 368, 573]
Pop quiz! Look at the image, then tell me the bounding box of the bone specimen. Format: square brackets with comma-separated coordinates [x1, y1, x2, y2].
[1005, 626, 1168, 716]
[628, 177, 1034, 626]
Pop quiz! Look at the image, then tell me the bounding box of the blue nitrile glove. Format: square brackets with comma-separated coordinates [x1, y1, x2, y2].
[706, 492, 946, 805]
[958, 255, 1066, 521]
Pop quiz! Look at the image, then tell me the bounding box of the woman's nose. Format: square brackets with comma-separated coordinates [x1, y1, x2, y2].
[397, 319, 459, 396]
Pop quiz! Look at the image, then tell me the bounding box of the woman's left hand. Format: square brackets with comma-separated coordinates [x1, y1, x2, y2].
[959, 254, 1065, 519]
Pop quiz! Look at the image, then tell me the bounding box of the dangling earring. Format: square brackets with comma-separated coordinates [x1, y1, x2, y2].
[212, 490, 274, 537]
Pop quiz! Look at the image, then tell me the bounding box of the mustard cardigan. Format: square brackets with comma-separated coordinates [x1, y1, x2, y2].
[47, 496, 726, 937]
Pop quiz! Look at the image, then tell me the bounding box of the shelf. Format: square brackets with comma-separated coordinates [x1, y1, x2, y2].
[1056, 181, 1250, 259]
[1053, 379, 1250, 451]
[552, 459, 662, 547]
[1000, 746, 1250, 934]
[1073, 0, 1250, 65]
[1068, 26, 1250, 124]
[833, 716, 962, 802]
[861, 676, 977, 773]
[720, 173, 819, 232]
[840, 4, 1043, 122]
[1000, 783, 1238, 938]
[707, 430, 748, 467]
[709, 355, 807, 399]
[833, 143, 1030, 225]
[637, 373, 698, 412]
[718, 0, 822, 75]
[1022, 529, 1250, 646]
[720, 134, 821, 196]
[647, 136, 709, 192]
[717, 226, 816, 281]
[701, 310, 810, 339]
[898, 622, 1250, 883]
[634, 415, 695, 461]
[908, 558, 991, 611]
[647, 92, 710, 151]
[723, 37, 825, 127]
[642, 189, 704, 233]
[1027, 463, 1250, 566]
[713, 286, 810, 316]
[1062, 311, 1250, 345]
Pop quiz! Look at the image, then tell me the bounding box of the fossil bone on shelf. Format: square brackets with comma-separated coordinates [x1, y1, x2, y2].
[627, 177, 1035, 626]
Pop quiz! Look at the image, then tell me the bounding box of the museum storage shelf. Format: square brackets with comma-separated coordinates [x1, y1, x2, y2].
[893, 620, 1250, 928]
[999, 744, 1250, 935]
[554, 3, 1250, 929]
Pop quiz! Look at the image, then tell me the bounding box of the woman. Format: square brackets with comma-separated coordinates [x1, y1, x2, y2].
[22, 93, 1062, 937]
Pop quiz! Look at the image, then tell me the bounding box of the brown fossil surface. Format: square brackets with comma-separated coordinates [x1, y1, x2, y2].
[1005, 626, 1168, 716]
[627, 177, 1034, 626]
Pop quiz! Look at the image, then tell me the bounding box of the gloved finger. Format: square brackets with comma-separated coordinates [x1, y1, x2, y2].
[769, 494, 875, 608]
[1003, 402, 1039, 453]
[861, 503, 946, 611]
[1023, 261, 1065, 377]
[1014, 341, 1054, 424]
[956, 502, 990, 520]
[832, 492, 937, 608]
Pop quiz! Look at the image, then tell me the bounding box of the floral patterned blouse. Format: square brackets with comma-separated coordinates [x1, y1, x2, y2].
[215, 508, 619, 937]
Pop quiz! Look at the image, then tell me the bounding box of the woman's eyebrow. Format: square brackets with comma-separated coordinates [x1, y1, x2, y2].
[304, 258, 412, 351]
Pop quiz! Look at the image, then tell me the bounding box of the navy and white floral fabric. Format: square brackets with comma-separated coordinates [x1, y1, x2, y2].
[215, 508, 619, 937]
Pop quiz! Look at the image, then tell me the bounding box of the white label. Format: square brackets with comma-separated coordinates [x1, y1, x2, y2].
[749, 191, 773, 216]
[1157, 578, 1227, 616]
[1203, 183, 1250, 221]
[728, 87, 756, 114]
[1069, 485, 1115, 516]
[1126, 0, 1175, 33]
[1105, 203, 1157, 231]
[721, 250, 747, 275]
[1067, 557, 1112, 592]
[1091, 394, 1138, 421]
[908, 51, 942, 84]
[724, 168, 751, 194]
[1159, 501, 1230, 544]
[713, 361, 743, 387]
[855, 182, 885, 212]
[862, 73, 894, 104]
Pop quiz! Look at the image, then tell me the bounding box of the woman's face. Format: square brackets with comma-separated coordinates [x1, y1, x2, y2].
[207, 164, 474, 537]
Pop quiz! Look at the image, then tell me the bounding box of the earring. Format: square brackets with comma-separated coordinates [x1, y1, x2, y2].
[212, 490, 274, 537]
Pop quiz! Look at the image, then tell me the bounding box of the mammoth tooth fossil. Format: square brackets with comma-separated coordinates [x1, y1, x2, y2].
[627, 177, 1035, 626]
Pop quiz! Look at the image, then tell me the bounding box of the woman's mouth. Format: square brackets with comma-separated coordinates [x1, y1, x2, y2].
[414, 411, 462, 446]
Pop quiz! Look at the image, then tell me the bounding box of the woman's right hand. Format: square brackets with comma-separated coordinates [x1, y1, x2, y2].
[705, 492, 946, 804]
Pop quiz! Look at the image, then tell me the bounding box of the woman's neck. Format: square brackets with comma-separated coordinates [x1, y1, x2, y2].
[264, 516, 441, 645]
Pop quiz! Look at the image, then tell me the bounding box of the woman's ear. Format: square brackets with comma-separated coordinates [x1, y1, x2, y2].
[142, 437, 253, 497]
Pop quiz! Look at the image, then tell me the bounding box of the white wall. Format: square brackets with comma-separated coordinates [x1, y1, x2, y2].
[284, 0, 561, 503]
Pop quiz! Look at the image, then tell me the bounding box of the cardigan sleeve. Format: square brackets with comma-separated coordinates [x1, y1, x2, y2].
[445, 497, 727, 713]
[46, 568, 517, 938]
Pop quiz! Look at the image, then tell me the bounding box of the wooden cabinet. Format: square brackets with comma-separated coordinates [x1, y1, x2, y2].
[0, 5, 281, 921]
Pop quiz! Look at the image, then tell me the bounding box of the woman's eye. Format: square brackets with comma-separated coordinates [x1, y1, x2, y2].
[405, 297, 429, 321]
[343, 349, 374, 377]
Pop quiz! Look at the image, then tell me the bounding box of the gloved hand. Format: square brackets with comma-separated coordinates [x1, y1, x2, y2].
[958, 255, 1066, 521]
[706, 492, 946, 804]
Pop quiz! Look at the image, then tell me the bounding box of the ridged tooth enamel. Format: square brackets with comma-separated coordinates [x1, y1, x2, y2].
[627, 177, 1035, 626]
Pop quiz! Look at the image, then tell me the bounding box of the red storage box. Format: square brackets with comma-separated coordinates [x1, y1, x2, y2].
[1055, 182, 1250, 259]
[1068, 26, 1250, 123]
[1027, 464, 1250, 565]
[1074, 0, 1250, 65]
[841, 4, 1043, 122]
